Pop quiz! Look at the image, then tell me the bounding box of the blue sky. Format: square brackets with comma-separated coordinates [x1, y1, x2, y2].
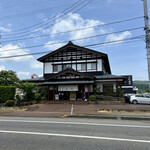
[0, 0, 149, 80]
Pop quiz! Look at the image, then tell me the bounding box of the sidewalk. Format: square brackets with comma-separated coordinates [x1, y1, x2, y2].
[0, 103, 150, 120]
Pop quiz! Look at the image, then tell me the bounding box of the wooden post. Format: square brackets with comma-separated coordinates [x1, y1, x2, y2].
[88, 85, 90, 100]
[82, 85, 84, 99]
[48, 86, 50, 100]
[53, 85, 55, 100]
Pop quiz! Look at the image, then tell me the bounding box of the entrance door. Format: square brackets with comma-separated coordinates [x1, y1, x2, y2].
[70, 92, 76, 100]
[48, 90, 54, 100]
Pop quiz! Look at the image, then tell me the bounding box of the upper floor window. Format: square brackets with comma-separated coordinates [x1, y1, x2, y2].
[77, 63, 86, 71]
[53, 65, 62, 72]
[53, 62, 97, 73]
[87, 62, 96, 70]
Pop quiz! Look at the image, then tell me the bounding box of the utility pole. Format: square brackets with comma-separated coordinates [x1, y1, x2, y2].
[142, 0, 150, 89]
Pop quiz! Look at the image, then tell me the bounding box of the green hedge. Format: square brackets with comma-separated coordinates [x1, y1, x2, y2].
[5, 100, 15, 107]
[89, 95, 96, 101]
[0, 86, 16, 103]
[34, 93, 41, 101]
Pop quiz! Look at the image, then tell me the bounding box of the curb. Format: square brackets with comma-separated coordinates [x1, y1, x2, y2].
[67, 115, 150, 121]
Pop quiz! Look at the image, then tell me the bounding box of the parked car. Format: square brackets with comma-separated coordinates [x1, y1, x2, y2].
[124, 94, 135, 103]
[130, 94, 150, 104]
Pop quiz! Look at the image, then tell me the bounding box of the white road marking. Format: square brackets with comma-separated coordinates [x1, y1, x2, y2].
[0, 130, 149, 143]
[0, 119, 149, 129]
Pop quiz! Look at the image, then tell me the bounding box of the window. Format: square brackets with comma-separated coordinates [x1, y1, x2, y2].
[81, 63, 86, 71]
[145, 95, 150, 98]
[63, 64, 67, 70]
[87, 63, 91, 70]
[53, 65, 62, 72]
[53, 65, 58, 72]
[135, 95, 143, 97]
[87, 63, 96, 70]
[72, 64, 76, 70]
[91, 63, 96, 70]
[63, 64, 71, 70]
[77, 64, 81, 70]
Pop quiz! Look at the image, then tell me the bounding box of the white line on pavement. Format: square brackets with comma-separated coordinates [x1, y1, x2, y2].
[0, 130, 149, 143]
[0, 119, 149, 129]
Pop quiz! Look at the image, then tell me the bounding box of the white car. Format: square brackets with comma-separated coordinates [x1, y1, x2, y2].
[130, 94, 150, 104]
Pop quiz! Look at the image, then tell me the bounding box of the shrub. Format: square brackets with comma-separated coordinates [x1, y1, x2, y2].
[102, 88, 124, 98]
[103, 88, 115, 97]
[5, 100, 15, 107]
[115, 88, 124, 98]
[21, 82, 35, 101]
[89, 95, 96, 101]
[0, 86, 16, 103]
[94, 88, 101, 95]
[16, 95, 22, 101]
[41, 96, 46, 101]
[36, 86, 48, 98]
[34, 93, 41, 101]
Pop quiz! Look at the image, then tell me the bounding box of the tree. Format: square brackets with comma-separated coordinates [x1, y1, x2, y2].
[0, 70, 20, 86]
[21, 82, 35, 101]
[145, 89, 150, 93]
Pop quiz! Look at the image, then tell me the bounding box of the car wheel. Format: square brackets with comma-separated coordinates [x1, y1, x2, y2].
[132, 100, 138, 104]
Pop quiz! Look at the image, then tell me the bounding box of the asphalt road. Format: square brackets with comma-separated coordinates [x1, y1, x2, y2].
[0, 117, 150, 150]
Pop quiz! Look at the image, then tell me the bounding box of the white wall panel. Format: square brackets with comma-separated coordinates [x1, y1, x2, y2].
[44, 62, 52, 73]
[97, 59, 102, 71]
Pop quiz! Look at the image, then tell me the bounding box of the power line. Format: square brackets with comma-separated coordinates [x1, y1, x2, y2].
[1, 26, 144, 43]
[0, 37, 144, 59]
[1, 0, 89, 35]
[88, 39, 144, 49]
[1, 16, 144, 41]
[0, 35, 145, 55]
[0, 27, 144, 53]
[83, 35, 144, 47]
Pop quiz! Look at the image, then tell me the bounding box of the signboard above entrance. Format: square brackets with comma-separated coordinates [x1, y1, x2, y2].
[58, 85, 78, 91]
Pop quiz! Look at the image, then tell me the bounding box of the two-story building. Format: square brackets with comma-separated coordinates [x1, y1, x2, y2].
[25, 41, 134, 100]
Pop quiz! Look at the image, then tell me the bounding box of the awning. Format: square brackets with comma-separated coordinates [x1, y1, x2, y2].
[40, 80, 94, 85]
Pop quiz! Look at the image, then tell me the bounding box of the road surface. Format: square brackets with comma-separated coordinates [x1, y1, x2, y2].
[0, 117, 150, 150]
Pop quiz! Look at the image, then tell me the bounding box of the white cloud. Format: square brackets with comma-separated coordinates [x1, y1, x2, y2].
[44, 40, 64, 50]
[30, 60, 43, 69]
[0, 44, 33, 63]
[105, 31, 132, 44]
[17, 71, 30, 79]
[0, 26, 11, 32]
[43, 13, 132, 48]
[0, 44, 43, 69]
[0, 65, 5, 71]
[50, 13, 104, 44]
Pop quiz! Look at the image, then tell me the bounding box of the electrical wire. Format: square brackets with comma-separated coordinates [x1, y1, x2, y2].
[1, 15, 143, 42]
[1, 0, 89, 35]
[0, 37, 144, 59]
[0, 35, 145, 54]
[88, 39, 144, 49]
[1, 26, 144, 43]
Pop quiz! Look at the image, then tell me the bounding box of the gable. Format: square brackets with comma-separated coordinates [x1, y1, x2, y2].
[46, 68, 95, 80]
[38, 41, 111, 74]
[38, 41, 107, 62]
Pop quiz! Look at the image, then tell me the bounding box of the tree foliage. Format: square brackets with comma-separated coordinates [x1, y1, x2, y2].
[0, 86, 16, 103]
[133, 81, 148, 91]
[0, 70, 20, 86]
[21, 82, 35, 101]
